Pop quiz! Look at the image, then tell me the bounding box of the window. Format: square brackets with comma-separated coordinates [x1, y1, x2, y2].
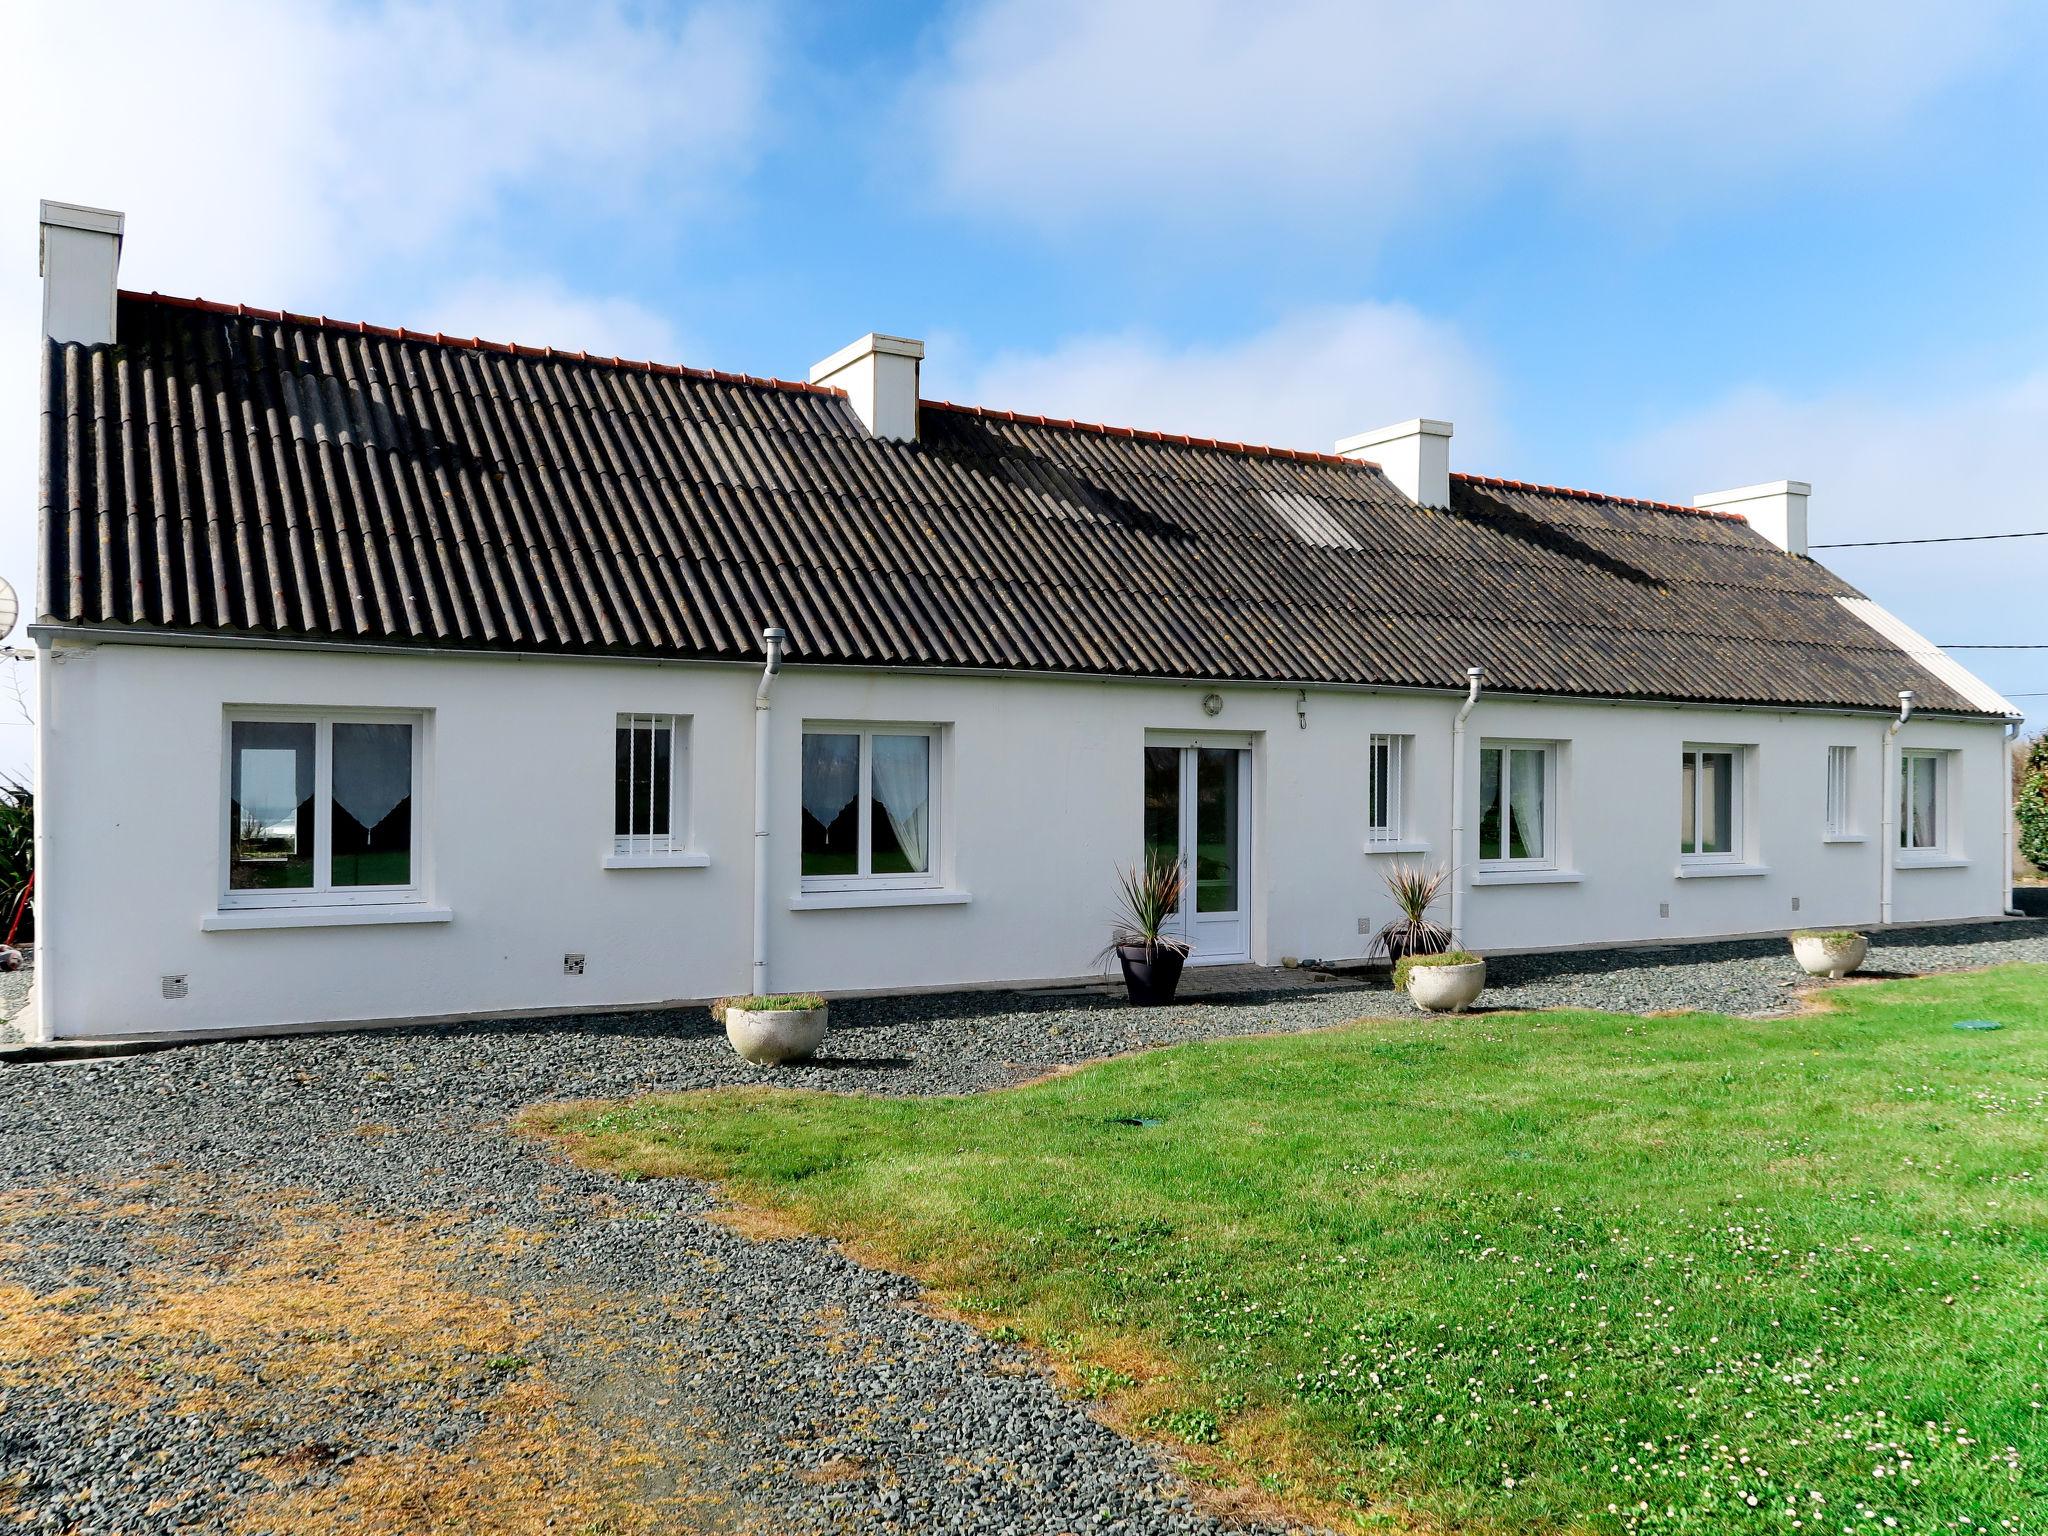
[1825, 745, 1856, 837]
[1366, 733, 1407, 844]
[801, 726, 938, 889]
[1899, 750, 1947, 854]
[1680, 745, 1743, 863]
[1477, 742, 1553, 867]
[614, 714, 688, 857]
[225, 712, 421, 908]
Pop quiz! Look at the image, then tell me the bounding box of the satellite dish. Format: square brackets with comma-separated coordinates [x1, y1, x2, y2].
[0, 578, 16, 644]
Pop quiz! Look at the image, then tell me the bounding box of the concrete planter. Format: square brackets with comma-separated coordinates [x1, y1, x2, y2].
[1407, 959, 1487, 1013]
[724, 1003, 829, 1065]
[1791, 933, 1867, 980]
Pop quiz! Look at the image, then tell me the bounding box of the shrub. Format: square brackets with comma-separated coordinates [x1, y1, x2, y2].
[0, 777, 29, 944]
[1393, 949, 1481, 992]
[2019, 737, 2048, 873]
[1790, 929, 1864, 946]
[1366, 861, 1452, 964]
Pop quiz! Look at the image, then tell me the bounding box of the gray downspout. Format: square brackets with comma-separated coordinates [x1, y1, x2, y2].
[2006, 717, 2025, 916]
[1447, 666, 1484, 945]
[1878, 688, 1914, 927]
[751, 627, 787, 996]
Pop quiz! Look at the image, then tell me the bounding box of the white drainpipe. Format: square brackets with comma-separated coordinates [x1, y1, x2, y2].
[1447, 666, 1484, 944]
[2006, 717, 2025, 916]
[751, 627, 787, 995]
[1878, 688, 1914, 927]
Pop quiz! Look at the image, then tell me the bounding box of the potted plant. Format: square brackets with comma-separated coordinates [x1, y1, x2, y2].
[1367, 861, 1453, 967]
[1102, 856, 1193, 1006]
[714, 993, 830, 1065]
[1395, 950, 1487, 1013]
[1789, 930, 1868, 980]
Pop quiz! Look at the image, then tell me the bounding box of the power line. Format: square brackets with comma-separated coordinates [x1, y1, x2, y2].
[1811, 529, 2048, 548]
[1941, 645, 2048, 650]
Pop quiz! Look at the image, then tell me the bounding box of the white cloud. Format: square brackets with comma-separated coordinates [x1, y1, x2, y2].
[0, 0, 771, 781]
[1605, 372, 2048, 720]
[912, 0, 2023, 231]
[403, 277, 689, 363]
[929, 301, 1499, 458]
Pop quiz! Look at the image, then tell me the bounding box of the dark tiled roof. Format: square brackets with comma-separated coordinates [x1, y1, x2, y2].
[33, 292, 1995, 715]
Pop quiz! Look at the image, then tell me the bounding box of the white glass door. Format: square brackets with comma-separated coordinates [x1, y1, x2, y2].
[1143, 741, 1252, 965]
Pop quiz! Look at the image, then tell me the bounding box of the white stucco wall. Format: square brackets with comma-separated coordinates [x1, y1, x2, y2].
[32, 636, 2012, 1039]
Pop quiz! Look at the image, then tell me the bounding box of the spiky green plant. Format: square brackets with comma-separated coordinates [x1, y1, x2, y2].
[0, 777, 30, 944]
[1101, 855, 1192, 962]
[1366, 860, 1451, 965]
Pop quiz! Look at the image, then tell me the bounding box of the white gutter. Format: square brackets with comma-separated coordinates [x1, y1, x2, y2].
[751, 626, 787, 996]
[1878, 688, 1914, 927]
[1447, 666, 1484, 945]
[2006, 717, 2025, 916]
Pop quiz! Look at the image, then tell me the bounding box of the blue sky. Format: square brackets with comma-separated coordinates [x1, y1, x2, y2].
[3, 0, 2045, 777]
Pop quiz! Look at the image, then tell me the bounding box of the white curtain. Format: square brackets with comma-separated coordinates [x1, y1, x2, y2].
[332, 723, 413, 832]
[870, 734, 930, 872]
[1478, 748, 1502, 858]
[1508, 748, 1545, 859]
[802, 733, 860, 830]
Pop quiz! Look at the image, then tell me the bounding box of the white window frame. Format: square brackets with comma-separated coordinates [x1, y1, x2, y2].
[1679, 743, 1747, 866]
[220, 708, 426, 911]
[1898, 749, 1951, 859]
[1365, 733, 1408, 847]
[1477, 739, 1558, 872]
[799, 723, 943, 894]
[1825, 745, 1858, 840]
[612, 713, 691, 860]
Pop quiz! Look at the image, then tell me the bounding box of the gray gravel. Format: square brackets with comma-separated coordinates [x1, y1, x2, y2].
[2, 913, 2045, 1534]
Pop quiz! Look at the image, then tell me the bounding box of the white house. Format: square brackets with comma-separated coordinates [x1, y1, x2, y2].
[23, 201, 2023, 1042]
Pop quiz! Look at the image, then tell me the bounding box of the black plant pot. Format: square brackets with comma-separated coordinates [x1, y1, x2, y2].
[1117, 943, 1186, 1006]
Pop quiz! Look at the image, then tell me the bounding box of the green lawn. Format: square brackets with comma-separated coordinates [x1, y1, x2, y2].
[532, 969, 2048, 1532]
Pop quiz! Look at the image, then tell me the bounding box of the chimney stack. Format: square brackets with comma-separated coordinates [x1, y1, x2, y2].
[810, 332, 925, 441]
[39, 200, 124, 346]
[1695, 479, 1810, 556]
[1335, 418, 1452, 508]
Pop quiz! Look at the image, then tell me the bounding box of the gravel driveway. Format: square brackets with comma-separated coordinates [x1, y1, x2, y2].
[3, 915, 2044, 1534]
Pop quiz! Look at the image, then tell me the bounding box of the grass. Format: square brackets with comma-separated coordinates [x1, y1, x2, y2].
[529, 968, 2048, 1533]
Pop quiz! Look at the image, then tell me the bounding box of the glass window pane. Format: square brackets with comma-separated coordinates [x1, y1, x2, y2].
[1195, 747, 1240, 913]
[869, 734, 931, 875]
[1368, 738, 1390, 831]
[614, 721, 672, 839]
[1144, 745, 1180, 872]
[1478, 747, 1503, 861]
[230, 722, 316, 890]
[801, 733, 860, 877]
[331, 722, 413, 888]
[1680, 752, 1696, 854]
[1906, 757, 1938, 849]
[1508, 747, 1546, 860]
[1703, 752, 1734, 855]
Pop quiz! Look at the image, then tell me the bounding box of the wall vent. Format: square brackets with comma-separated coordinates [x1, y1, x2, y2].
[161, 974, 189, 1000]
[563, 953, 586, 976]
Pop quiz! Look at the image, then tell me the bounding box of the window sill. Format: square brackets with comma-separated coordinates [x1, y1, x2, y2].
[1674, 862, 1771, 880]
[1822, 834, 1868, 845]
[602, 850, 710, 870]
[1363, 839, 1431, 856]
[1895, 854, 1969, 870]
[1470, 867, 1583, 887]
[202, 904, 453, 932]
[789, 887, 973, 912]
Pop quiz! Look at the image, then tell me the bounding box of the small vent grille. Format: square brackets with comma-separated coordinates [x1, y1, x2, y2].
[563, 953, 586, 976]
[1263, 491, 1362, 551]
[161, 974, 189, 1000]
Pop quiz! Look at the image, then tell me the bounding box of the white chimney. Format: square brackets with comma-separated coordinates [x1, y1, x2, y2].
[39, 200, 125, 346]
[1335, 418, 1452, 508]
[809, 332, 925, 441]
[1695, 479, 1810, 556]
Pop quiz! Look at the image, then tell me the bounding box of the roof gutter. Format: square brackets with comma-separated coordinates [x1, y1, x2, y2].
[24, 625, 2007, 723]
